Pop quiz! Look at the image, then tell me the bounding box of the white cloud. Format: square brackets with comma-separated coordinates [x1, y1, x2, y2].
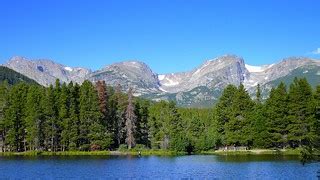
[312, 48, 320, 55]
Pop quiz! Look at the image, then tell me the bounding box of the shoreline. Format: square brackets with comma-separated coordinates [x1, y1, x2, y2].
[0, 149, 302, 156]
[200, 149, 302, 156]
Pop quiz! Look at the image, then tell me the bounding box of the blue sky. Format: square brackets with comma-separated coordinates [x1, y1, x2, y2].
[0, 0, 319, 74]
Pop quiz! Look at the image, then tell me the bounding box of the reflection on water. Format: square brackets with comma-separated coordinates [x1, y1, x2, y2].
[0, 155, 319, 179]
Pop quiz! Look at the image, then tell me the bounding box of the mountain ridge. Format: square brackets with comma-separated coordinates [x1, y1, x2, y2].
[3, 55, 320, 107]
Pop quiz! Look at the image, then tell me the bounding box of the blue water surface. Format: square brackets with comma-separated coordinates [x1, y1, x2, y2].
[0, 155, 319, 179]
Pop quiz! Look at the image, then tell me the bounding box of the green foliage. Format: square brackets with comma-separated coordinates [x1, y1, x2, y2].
[287, 78, 315, 148]
[264, 82, 289, 148]
[0, 81, 9, 151]
[215, 84, 238, 145]
[4, 83, 28, 152]
[0, 77, 319, 156]
[25, 85, 44, 150]
[118, 144, 128, 151]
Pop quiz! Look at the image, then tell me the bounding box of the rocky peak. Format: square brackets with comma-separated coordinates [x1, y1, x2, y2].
[159, 55, 248, 93]
[5, 56, 91, 86]
[90, 60, 160, 94]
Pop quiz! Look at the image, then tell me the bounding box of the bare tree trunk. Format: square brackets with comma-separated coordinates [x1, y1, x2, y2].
[125, 88, 136, 149]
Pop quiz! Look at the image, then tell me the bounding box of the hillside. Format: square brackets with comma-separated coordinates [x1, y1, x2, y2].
[0, 66, 39, 85]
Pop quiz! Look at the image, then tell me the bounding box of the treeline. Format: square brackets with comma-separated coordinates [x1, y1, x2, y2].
[0, 77, 319, 153]
[0, 66, 38, 85]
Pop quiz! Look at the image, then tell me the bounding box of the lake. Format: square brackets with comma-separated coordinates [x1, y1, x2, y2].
[0, 155, 319, 179]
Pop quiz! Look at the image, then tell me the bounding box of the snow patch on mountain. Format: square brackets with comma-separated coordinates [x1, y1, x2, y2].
[162, 77, 180, 86]
[64, 67, 73, 71]
[159, 86, 168, 92]
[245, 64, 264, 72]
[158, 75, 165, 81]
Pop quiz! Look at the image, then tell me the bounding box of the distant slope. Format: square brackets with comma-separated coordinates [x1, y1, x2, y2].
[264, 65, 320, 89]
[0, 66, 39, 85]
[5, 56, 91, 86]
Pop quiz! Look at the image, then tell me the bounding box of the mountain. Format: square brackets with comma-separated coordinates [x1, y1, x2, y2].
[244, 57, 320, 88]
[158, 55, 248, 93]
[0, 66, 39, 85]
[3, 55, 320, 107]
[4, 56, 91, 86]
[89, 61, 160, 95]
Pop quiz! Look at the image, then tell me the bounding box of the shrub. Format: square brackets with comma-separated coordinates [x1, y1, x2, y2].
[118, 144, 128, 151]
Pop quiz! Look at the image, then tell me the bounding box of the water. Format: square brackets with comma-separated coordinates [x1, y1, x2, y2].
[0, 155, 319, 179]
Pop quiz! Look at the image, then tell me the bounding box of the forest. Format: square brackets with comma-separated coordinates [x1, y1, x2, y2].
[0, 77, 319, 154]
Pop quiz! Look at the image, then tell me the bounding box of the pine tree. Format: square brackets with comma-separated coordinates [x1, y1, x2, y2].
[68, 82, 80, 150]
[168, 101, 188, 152]
[25, 85, 43, 150]
[125, 88, 136, 149]
[225, 84, 254, 146]
[265, 82, 289, 148]
[4, 83, 28, 152]
[287, 78, 314, 147]
[79, 80, 108, 150]
[42, 85, 59, 151]
[0, 81, 9, 152]
[251, 87, 268, 148]
[79, 81, 93, 150]
[135, 99, 150, 147]
[59, 83, 70, 151]
[313, 85, 320, 149]
[215, 84, 238, 146]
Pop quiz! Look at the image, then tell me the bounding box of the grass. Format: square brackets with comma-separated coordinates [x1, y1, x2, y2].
[0, 151, 112, 156]
[0, 148, 303, 157]
[0, 149, 183, 156]
[117, 149, 185, 156]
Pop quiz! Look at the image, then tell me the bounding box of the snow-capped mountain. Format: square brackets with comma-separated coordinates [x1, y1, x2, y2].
[243, 57, 320, 90]
[3, 55, 320, 107]
[158, 55, 248, 93]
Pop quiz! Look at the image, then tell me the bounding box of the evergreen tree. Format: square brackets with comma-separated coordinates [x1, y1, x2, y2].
[251, 99, 268, 147]
[287, 78, 314, 147]
[225, 84, 254, 146]
[4, 83, 28, 152]
[135, 99, 150, 147]
[215, 84, 238, 146]
[42, 85, 59, 151]
[313, 85, 320, 149]
[0, 81, 9, 152]
[148, 101, 165, 149]
[79, 80, 110, 150]
[25, 85, 43, 150]
[79, 81, 94, 150]
[59, 83, 70, 151]
[167, 102, 189, 152]
[309, 85, 320, 153]
[251, 83, 268, 147]
[265, 82, 289, 148]
[68, 82, 80, 150]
